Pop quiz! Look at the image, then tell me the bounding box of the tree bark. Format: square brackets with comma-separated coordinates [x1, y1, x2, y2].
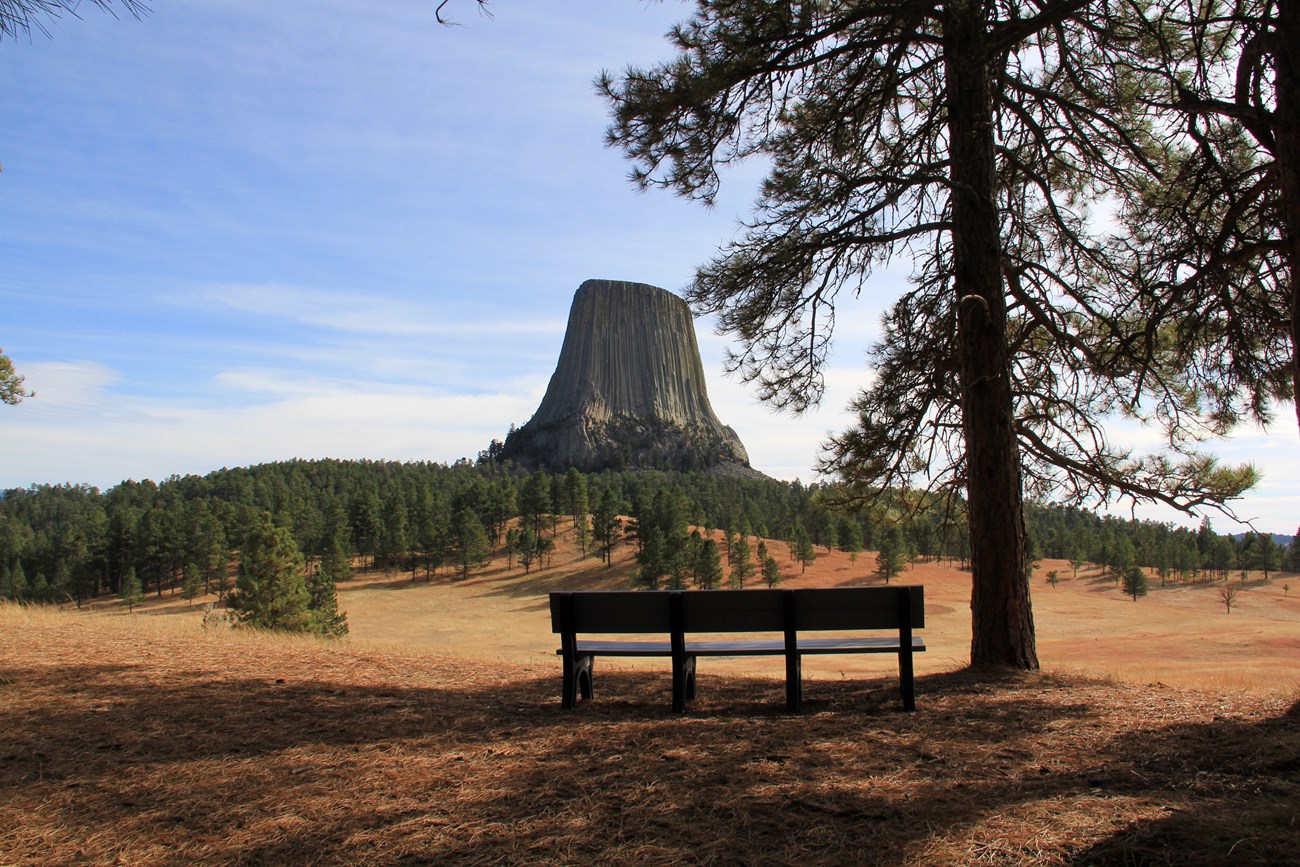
[944, 2, 1039, 669]
[1276, 0, 1300, 435]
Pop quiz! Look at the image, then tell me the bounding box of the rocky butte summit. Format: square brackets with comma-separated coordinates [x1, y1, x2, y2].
[497, 279, 759, 476]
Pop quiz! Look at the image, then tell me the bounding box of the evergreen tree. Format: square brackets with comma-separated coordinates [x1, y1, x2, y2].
[350, 490, 383, 571]
[10, 562, 27, 601]
[181, 563, 202, 602]
[536, 535, 556, 570]
[1106, 536, 1137, 585]
[0, 349, 31, 405]
[790, 522, 815, 574]
[415, 487, 450, 578]
[1286, 528, 1300, 573]
[228, 512, 312, 631]
[1113, 0, 1300, 436]
[563, 468, 589, 527]
[664, 543, 690, 590]
[729, 534, 753, 589]
[378, 491, 410, 571]
[518, 525, 537, 574]
[451, 506, 492, 580]
[593, 489, 622, 565]
[319, 533, 352, 586]
[1253, 532, 1279, 580]
[30, 572, 50, 602]
[762, 555, 782, 589]
[118, 566, 142, 612]
[190, 505, 228, 597]
[504, 526, 520, 570]
[520, 471, 552, 537]
[839, 519, 863, 560]
[694, 537, 723, 590]
[306, 567, 348, 637]
[1122, 565, 1149, 602]
[725, 530, 739, 569]
[574, 514, 590, 559]
[875, 525, 906, 585]
[636, 527, 666, 590]
[603, 0, 1257, 671]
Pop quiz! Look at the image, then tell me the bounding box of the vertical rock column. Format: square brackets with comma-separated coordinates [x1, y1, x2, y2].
[504, 279, 752, 473]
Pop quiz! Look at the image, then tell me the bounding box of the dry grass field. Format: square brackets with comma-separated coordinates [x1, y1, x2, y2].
[4, 523, 1299, 864]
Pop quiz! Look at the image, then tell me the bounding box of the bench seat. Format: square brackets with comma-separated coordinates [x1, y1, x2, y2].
[550, 586, 925, 713]
[569, 636, 926, 656]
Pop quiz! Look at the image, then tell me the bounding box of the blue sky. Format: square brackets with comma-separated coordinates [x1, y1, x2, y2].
[2, 1, 1295, 535]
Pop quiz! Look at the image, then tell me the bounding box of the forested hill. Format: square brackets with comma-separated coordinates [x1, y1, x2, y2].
[1, 457, 1295, 605]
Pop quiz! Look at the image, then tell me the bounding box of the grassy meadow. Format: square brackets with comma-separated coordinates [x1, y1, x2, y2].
[3, 521, 1299, 864]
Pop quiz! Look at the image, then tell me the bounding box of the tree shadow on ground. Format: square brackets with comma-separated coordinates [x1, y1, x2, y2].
[1069, 698, 1300, 866]
[3, 653, 1296, 865]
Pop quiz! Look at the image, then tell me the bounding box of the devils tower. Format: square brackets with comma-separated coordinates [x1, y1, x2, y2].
[498, 279, 755, 474]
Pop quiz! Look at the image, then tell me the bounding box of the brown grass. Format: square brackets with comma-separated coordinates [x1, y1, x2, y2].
[2, 602, 1297, 865]
[10, 527, 1299, 864]
[90, 521, 1300, 695]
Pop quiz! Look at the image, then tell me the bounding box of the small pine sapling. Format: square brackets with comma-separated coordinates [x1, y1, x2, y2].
[1121, 565, 1148, 601]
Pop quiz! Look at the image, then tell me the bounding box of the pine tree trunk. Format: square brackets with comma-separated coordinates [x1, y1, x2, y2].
[1277, 0, 1300, 435]
[944, 3, 1039, 670]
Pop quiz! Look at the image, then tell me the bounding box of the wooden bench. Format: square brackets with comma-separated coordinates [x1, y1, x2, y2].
[550, 586, 925, 713]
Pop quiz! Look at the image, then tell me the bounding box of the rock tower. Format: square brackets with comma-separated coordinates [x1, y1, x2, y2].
[498, 279, 755, 474]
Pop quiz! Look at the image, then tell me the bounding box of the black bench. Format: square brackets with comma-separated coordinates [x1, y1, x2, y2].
[550, 586, 925, 713]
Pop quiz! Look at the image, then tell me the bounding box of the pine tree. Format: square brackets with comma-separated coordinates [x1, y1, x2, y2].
[0, 349, 31, 405]
[636, 527, 666, 590]
[593, 489, 622, 565]
[564, 468, 589, 528]
[875, 525, 906, 585]
[228, 513, 312, 632]
[536, 535, 556, 570]
[729, 534, 753, 589]
[307, 568, 348, 637]
[1122, 565, 1149, 602]
[694, 537, 723, 590]
[603, 0, 1258, 671]
[504, 527, 520, 570]
[839, 519, 864, 560]
[181, 563, 202, 602]
[762, 555, 782, 589]
[520, 471, 552, 537]
[518, 525, 537, 574]
[118, 566, 142, 612]
[575, 515, 590, 559]
[451, 506, 491, 580]
[664, 545, 690, 590]
[319, 534, 352, 586]
[790, 522, 815, 574]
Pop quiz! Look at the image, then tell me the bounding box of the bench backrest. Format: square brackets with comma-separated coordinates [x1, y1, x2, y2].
[550, 586, 924, 635]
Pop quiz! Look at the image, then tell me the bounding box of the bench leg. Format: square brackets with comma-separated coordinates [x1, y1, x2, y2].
[899, 648, 916, 711]
[562, 653, 594, 709]
[673, 655, 697, 713]
[785, 653, 802, 713]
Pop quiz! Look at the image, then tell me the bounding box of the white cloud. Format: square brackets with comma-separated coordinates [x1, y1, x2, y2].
[195, 284, 566, 337]
[2, 369, 538, 490]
